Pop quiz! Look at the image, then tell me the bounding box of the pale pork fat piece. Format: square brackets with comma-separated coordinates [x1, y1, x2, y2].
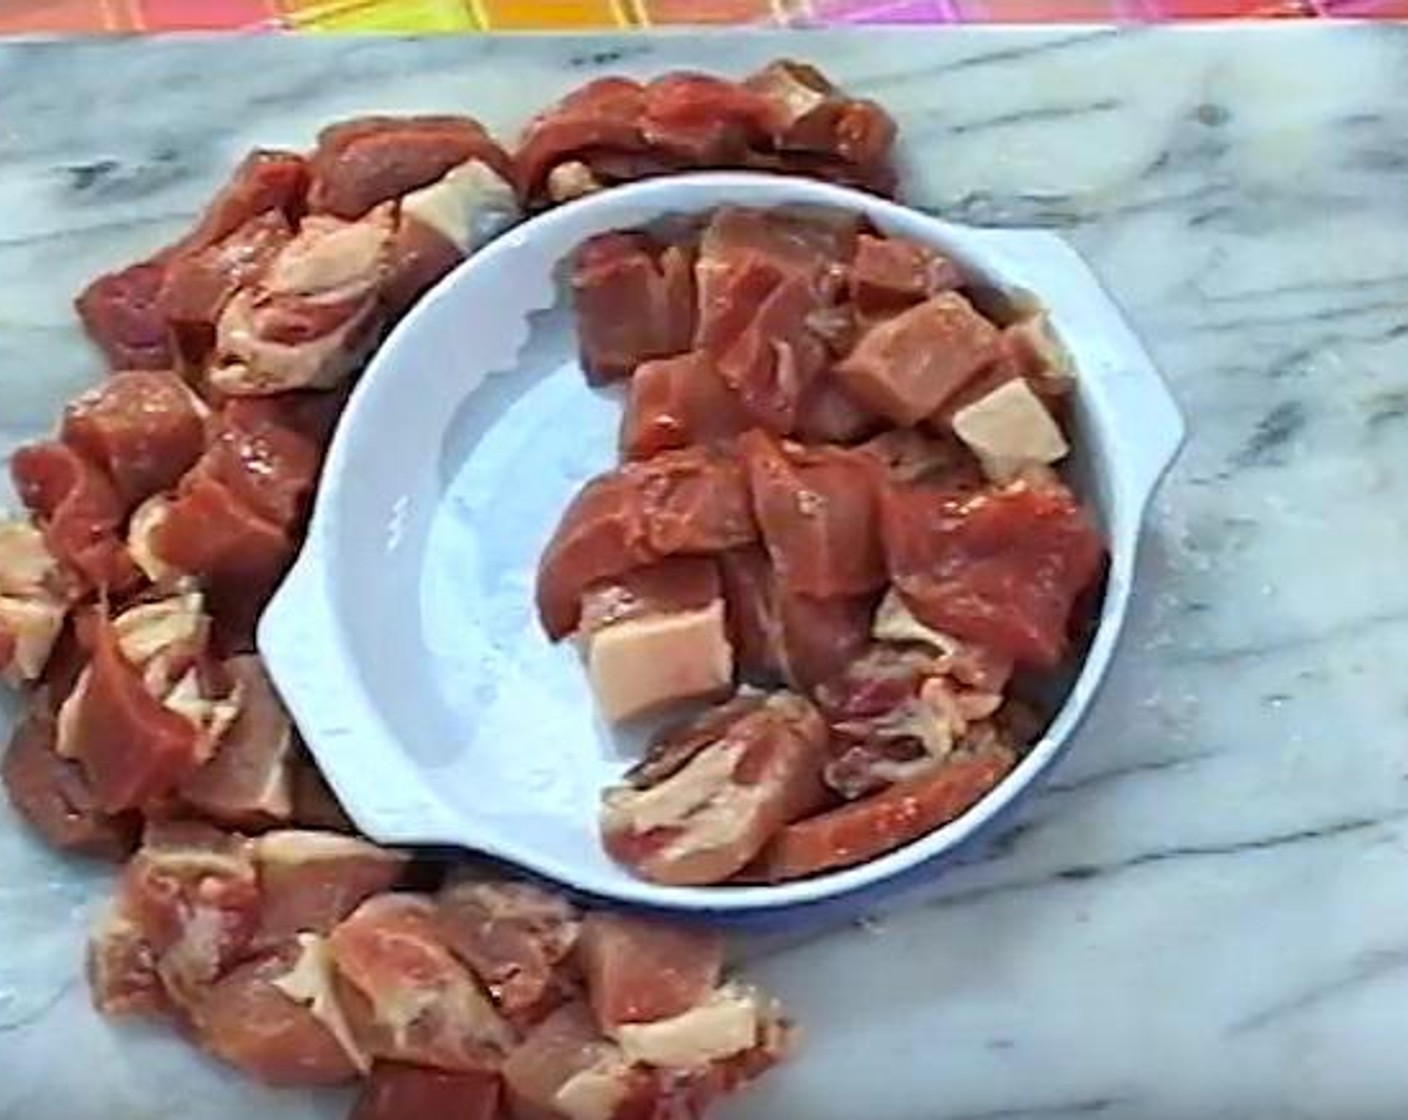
[0, 520, 68, 686]
[578, 558, 734, 722]
[951, 376, 1070, 481]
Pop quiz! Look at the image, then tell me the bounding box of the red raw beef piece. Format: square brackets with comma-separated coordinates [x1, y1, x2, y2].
[119, 819, 262, 1008]
[11, 440, 139, 593]
[88, 896, 168, 1018]
[308, 115, 513, 220]
[199, 404, 321, 529]
[194, 939, 362, 1087]
[158, 210, 294, 365]
[434, 878, 580, 1026]
[502, 1000, 630, 1120]
[577, 912, 722, 1031]
[835, 292, 1000, 426]
[74, 261, 173, 371]
[640, 72, 774, 162]
[153, 471, 292, 607]
[351, 1063, 501, 1120]
[515, 77, 650, 201]
[744, 59, 897, 172]
[816, 644, 1012, 724]
[694, 208, 856, 434]
[60, 370, 206, 506]
[601, 693, 829, 886]
[571, 232, 696, 384]
[62, 618, 202, 812]
[2, 709, 138, 860]
[881, 478, 1106, 668]
[739, 430, 886, 600]
[150, 402, 320, 638]
[619, 350, 751, 460]
[719, 546, 874, 692]
[205, 207, 392, 398]
[754, 745, 1015, 881]
[180, 655, 297, 827]
[75, 150, 308, 372]
[328, 894, 514, 1072]
[184, 150, 309, 249]
[812, 642, 1016, 800]
[536, 443, 756, 640]
[848, 233, 962, 315]
[697, 206, 859, 288]
[254, 830, 407, 946]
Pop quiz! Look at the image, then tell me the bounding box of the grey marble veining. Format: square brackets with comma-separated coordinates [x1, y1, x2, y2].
[3, 26, 1408, 1120]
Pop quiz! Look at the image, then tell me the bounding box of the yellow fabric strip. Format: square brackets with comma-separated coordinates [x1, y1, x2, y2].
[473, 0, 629, 26]
[285, 0, 480, 29]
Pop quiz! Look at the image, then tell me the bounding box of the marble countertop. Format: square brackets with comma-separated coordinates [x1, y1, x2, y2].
[4, 25, 1408, 1120]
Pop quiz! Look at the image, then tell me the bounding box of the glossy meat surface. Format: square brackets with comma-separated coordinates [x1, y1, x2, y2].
[620, 350, 751, 459]
[578, 912, 722, 1030]
[60, 371, 206, 506]
[882, 479, 1105, 668]
[536, 445, 756, 639]
[62, 619, 203, 812]
[572, 233, 696, 383]
[11, 441, 138, 593]
[516, 63, 897, 205]
[350, 1064, 501, 1120]
[2, 711, 137, 859]
[741, 430, 886, 599]
[601, 693, 828, 885]
[329, 894, 514, 1072]
[756, 745, 1017, 880]
[308, 115, 513, 220]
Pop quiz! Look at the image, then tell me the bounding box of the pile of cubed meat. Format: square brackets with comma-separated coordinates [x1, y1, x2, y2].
[540, 207, 1106, 887]
[88, 821, 788, 1119]
[0, 60, 904, 1120]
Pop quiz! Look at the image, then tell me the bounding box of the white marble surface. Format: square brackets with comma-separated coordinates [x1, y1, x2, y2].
[3, 25, 1408, 1120]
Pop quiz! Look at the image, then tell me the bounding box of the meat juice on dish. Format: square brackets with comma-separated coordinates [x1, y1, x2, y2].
[536, 205, 1107, 885]
[1, 60, 899, 1120]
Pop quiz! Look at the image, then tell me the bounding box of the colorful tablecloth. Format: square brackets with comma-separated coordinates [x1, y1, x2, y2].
[0, 0, 1402, 33]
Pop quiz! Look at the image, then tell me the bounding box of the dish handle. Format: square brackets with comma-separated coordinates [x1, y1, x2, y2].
[257, 527, 466, 849]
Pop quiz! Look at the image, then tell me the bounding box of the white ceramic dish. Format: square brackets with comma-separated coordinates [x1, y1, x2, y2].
[258, 172, 1184, 917]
